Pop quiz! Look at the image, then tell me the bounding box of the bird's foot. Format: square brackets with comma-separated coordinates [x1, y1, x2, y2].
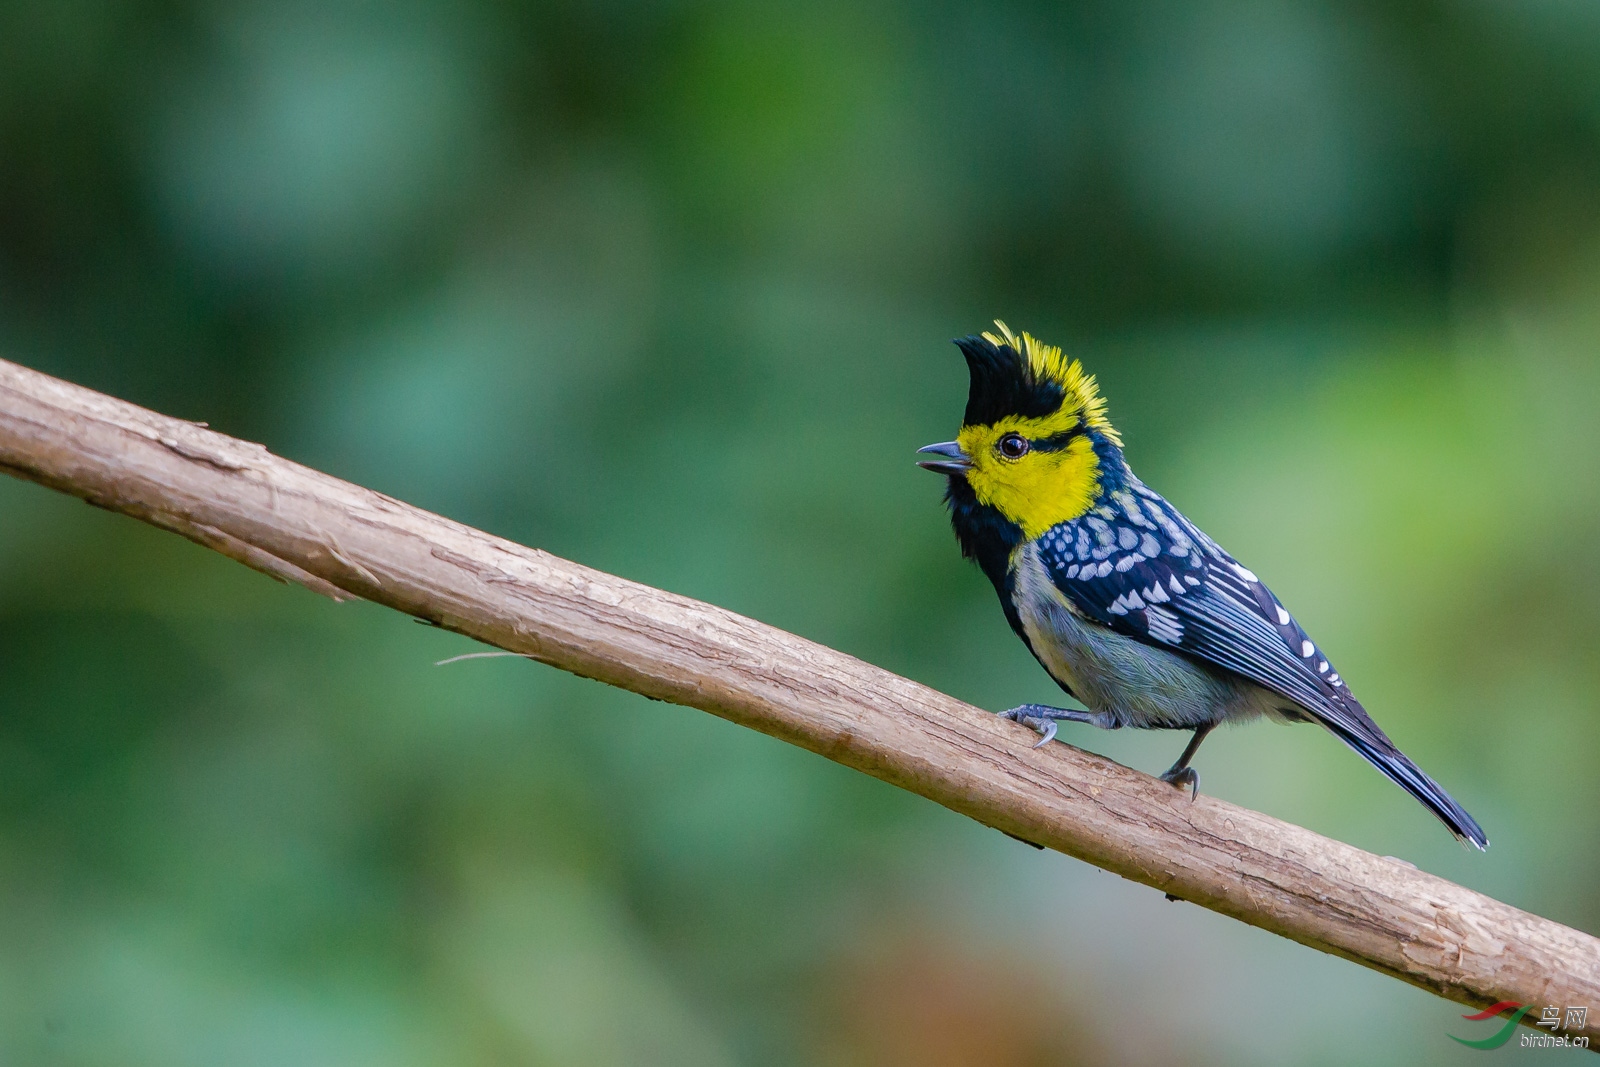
[1157, 722, 1213, 802]
[999, 706, 1059, 747]
[999, 704, 1116, 748]
[1159, 765, 1200, 802]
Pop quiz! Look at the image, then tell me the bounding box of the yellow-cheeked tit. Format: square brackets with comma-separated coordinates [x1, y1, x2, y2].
[918, 323, 1487, 849]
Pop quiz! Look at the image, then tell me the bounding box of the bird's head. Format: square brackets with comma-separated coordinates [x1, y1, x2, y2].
[918, 322, 1121, 543]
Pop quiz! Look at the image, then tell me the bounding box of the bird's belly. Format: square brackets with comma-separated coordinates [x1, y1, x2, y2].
[1011, 544, 1282, 729]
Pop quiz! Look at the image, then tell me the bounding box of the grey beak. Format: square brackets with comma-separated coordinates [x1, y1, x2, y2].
[916, 440, 973, 474]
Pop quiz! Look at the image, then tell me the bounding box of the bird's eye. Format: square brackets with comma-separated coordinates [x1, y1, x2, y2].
[997, 433, 1030, 459]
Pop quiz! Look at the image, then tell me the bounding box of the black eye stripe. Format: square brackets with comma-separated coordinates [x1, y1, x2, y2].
[1031, 428, 1082, 453]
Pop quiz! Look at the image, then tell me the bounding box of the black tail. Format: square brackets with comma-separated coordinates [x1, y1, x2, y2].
[1330, 725, 1488, 850]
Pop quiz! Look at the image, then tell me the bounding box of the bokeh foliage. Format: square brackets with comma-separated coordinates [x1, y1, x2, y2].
[1, 1, 1598, 1063]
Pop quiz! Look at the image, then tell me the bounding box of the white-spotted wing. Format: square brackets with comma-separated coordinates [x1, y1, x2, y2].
[1034, 479, 1488, 848]
[1035, 482, 1353, 724]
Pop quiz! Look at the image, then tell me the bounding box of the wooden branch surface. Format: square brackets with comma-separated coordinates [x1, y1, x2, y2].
[0, 357, 1595, 1040]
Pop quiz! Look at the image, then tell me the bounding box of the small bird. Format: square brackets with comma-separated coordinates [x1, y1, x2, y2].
[918, 322, 1487, 849]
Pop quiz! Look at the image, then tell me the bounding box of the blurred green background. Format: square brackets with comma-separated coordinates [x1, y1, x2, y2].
[1, 1, 1597, 1063]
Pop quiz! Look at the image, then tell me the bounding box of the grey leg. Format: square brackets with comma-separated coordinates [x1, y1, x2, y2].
[999, 704, 1120, 748]
[1159, 722, 1216, 801]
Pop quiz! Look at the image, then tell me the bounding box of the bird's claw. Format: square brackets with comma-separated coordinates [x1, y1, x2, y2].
[1159, 766, 1200, 802]
[999, 706, 1058, 747]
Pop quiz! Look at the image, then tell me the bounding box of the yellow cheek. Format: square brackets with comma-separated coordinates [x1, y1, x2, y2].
[962, 436, 1100, 540]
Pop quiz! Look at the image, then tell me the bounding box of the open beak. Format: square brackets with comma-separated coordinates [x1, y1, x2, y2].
[916, 440, 973, 474]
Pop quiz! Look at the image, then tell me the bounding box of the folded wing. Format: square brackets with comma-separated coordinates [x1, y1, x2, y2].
[1035, 481, 1487, 848]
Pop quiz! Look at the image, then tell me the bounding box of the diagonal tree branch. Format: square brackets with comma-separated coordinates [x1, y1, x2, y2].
[0, 357, 1594, 1043]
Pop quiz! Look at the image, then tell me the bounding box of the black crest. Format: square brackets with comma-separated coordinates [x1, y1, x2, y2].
[954, 335, 1063, 427]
